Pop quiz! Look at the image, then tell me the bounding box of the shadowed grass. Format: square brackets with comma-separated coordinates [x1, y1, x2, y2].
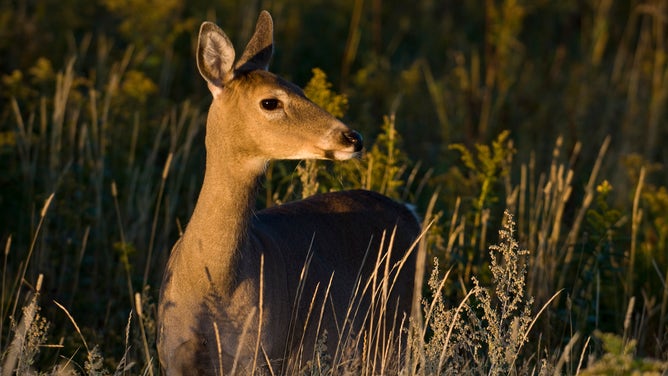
[3, 2, 668, 372]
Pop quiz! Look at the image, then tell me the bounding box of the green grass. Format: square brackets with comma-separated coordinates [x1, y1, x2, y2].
[1, 65, 666, 374]
[2, 1, 668, 374]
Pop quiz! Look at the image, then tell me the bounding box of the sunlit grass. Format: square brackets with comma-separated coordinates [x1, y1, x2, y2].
[2, 1, 668, 374]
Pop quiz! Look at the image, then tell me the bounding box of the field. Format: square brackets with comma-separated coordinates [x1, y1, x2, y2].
[1, 0, 668, 374]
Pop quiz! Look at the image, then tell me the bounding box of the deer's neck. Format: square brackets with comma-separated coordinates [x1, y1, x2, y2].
[177, 155, 264, 291]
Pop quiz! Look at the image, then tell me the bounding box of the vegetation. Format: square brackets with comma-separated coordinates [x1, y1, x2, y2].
[1, 0, 668, 374]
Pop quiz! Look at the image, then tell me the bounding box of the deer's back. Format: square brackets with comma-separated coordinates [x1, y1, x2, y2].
[254, 189, 419, 275]
[251, 189, 420, 354]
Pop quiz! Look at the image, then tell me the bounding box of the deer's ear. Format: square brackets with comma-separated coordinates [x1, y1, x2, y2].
[197, 22, 236, 95]
[235, 11, 274, 72]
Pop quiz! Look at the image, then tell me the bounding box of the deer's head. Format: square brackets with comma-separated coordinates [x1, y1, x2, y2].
[196, 11, 363, 167]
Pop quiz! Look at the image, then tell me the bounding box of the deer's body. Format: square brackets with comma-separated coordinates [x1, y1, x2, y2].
[157, 11, 420, 375]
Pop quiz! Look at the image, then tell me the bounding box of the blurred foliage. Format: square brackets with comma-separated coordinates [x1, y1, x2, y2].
[580, 331, 668, 375]
[102, 0, 190, 50]
[444, 131, 515, 284]
[449, 130, 515, 213]
[303, 68, 349, 118]
[120, 70, 158, 104]
[2, 0, 668, 372]
[3, 0, 667, 180]
[360, 114, 410, 198]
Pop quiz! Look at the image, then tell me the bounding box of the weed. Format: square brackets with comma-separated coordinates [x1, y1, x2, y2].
[3, 2, 668, 374]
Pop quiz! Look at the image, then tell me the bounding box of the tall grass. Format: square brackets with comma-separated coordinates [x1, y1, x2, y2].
[2, 55, 666, 373]
[1, 37, 203, 373]
[2, 1, 668, 374]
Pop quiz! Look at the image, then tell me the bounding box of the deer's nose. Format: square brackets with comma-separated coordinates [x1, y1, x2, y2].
[343, 130, 363, 152]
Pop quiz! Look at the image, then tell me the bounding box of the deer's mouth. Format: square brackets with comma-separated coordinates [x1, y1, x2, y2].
[323, 149, 363, 160]
[309, 128, 363, 160]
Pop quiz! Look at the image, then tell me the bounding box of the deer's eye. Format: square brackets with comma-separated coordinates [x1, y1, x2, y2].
[260, 98, 282, 111]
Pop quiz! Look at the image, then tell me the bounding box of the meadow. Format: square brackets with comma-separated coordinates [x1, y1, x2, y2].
[1, 0, 668, 374]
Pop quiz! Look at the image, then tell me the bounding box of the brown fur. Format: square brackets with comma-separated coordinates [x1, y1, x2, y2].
[157, 11, 420, 375]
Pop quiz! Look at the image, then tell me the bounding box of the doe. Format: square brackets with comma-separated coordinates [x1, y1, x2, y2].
[157, 10, 421, 375]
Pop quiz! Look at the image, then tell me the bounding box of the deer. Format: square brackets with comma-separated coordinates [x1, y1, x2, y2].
[157, 10, 421, 375]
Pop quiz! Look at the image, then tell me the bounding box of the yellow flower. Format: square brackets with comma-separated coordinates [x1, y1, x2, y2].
[596, 180, 613, 195]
